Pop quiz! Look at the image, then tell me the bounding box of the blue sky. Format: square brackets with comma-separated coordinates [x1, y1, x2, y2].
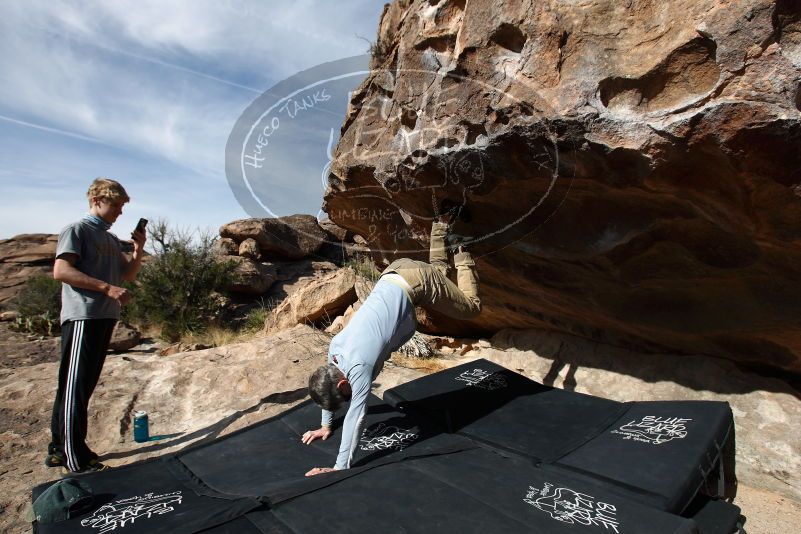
[0, 0, 385, 239]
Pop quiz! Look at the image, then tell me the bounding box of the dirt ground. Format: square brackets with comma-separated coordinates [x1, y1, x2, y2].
[730, 484, 801, 534]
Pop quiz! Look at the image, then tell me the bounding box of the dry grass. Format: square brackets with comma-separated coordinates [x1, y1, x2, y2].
[390, 353, 450, 374]
[178, 325, 263, 348]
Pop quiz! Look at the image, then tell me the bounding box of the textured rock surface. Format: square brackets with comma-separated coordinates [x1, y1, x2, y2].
[0, 322, 60, 368]
[220, 215, 328, 260]
[222, 255, 278, 295]
[213, 237, 239, 256]
[319, 217, 355, 242]
[108, 323, 142, 352]
[267, 268, 359, 331]
[238, 237, 261, 260]
[0, 234, 56, 309]
[324, 0, 801, 374]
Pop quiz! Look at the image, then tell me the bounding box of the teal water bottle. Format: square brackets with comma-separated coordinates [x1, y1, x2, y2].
[133, 411, 149, 443]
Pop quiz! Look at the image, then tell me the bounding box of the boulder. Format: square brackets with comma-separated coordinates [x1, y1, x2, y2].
[220, 215, 327, 260]
[319, 217, 354, 242]
[0, 234, 57, 264]
[268, 268, 358, 331]
[324, 0, 801, 375]
[238, 238, 261, 260]
[324, 302, 361, 334]
[0, 311, 20, 322]
[108, 323, 142, 352]
[213, 237, 239, 257]
[222, 256, 278, 295]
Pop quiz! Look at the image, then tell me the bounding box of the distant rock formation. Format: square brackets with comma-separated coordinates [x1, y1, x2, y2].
[220, 215, 328, 261]
[0, 234, 57, 309]
[217, 214, 368, 296]
[324, 0, 801, 375]
[0, 233, 140, 348]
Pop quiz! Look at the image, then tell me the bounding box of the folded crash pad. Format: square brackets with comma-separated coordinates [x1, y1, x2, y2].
[32, 457, 259, 534]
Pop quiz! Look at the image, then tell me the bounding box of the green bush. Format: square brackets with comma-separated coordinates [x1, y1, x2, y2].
[124, 223, 236, 342]
[241, 298, 275, 332]
[13, 273, 62, 336]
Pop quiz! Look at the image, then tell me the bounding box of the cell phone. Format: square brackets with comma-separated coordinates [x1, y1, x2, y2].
[134, 218, 148, 234]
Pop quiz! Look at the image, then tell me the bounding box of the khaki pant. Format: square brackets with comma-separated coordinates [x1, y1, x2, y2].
[381, 221, 481, 319]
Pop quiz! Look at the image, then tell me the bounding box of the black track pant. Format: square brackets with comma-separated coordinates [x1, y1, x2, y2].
[49, 318, 116, 471]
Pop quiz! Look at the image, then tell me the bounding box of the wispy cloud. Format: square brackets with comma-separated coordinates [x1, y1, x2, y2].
[0, 0, 384, 238]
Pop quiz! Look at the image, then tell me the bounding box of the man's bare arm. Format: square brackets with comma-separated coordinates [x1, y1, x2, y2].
[54, 255, 131, 304]
[121, 229, 146, 281]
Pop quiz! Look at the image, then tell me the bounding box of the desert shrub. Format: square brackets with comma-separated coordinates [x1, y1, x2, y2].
[369, 37, 392, 68]
[344, 254, 381, 281]
[125, 221, 236, 342]
[241, 298, 276, 332]
[12, 273, 62, 336]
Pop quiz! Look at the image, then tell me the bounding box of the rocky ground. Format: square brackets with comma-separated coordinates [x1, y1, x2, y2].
[1, 320, 800, 533]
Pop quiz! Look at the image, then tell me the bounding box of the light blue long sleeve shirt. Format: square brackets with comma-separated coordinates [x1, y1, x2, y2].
[322, 277, 416, 470]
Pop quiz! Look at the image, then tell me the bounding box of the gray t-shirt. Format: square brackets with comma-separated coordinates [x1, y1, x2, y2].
[57, 218, 125, 324]
[322, 277, 417, 469]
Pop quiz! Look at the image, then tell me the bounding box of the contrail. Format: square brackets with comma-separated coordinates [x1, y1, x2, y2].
[0, 114, 111, 146]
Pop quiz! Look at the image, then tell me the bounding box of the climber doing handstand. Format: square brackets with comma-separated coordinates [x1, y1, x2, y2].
[301, 205, 480, 475]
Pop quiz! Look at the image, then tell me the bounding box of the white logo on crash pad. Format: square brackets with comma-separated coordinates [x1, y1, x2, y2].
[455, 368, 508, 390]
[80, 491, 183, 533]
[359, 422, 418, 451]
[611, 416, 692, 444]
[524, 483, 620, 532]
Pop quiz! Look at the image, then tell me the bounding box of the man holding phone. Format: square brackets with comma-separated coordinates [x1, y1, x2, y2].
[46, 178, 146, 473]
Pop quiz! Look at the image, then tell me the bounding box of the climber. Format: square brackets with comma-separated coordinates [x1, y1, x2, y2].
[301, 201, 480, 475]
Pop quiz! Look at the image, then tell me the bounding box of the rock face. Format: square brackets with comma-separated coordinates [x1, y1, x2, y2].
[220, 215, 328, 260]
[324, 0, 801, 375]
[0, 234, 56, 309]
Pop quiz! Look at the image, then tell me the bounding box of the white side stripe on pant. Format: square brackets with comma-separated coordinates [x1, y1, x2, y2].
[64, 320, 83, 472]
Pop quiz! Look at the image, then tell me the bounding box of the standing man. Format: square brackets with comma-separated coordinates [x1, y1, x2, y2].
[302, 206, 480, 475]
[46, 178, 146, 474]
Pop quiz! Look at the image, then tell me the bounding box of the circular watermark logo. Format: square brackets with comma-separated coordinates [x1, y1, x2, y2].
[225, 54, 564, 256]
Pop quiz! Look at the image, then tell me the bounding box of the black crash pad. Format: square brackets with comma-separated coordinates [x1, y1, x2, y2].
[383, 358, 735, 515]
[32, 458, 259, 534]
[33, 360, 739, 534]
[554, 400, 734, 513]
[383, 359, 628, 462]
[178, 395, 474, 502]
[255, 446, 700, 534]
[684, 496, 742, 534]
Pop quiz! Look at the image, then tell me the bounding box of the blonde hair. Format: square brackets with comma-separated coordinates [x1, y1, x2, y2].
[87, 177, 130, 206]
